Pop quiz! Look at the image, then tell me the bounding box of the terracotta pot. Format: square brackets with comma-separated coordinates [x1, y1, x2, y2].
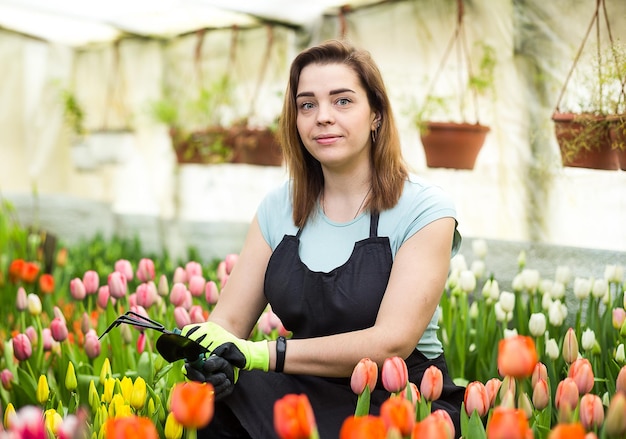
[170, 127, 233, 164]
[419, 122, 489, 170]
[229, 127, 283, 166]
[552, 112, 619, 170]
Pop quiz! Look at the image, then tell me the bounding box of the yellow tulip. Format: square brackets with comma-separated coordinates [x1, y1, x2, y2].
[44, 409, 63, 436]
[130, 377, 147, 410]
[147, 398, 156, 418]
[99, 358, 112, 385]
[3, 402, 16, 429]
[65, 361, 77, 392]
[120, 376, 134, 403]
[102, 377, 115, 404]
[37, 374, 50, 405]
[164, 412, 183, 439]
[89, 379, 100, 409]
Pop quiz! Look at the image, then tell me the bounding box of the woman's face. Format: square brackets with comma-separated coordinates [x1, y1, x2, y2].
[295, 62, 377, 171]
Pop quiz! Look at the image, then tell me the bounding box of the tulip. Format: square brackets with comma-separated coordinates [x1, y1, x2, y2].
[188, 275, 206, 297]
[529, 313, 547, 337]
[189, 305, 206, 324]
[421, 365, 443, 401]
[21, 262, 40, 283]
[562, 328, 579, 364]
[137, 331, 146, 354]
[171, 381, 215, 429]
[97, 285, 111, 308]
[339, 415, 386, 439]
[472, 239, 488, 258]
[174, 306, 191, 329]
[65, 361, 77, 392]
[485, 378, 502, 407]
[573, 277, 591, 300]
[69, 277, 87, 300]
[578, 394, 604, 430]
[1, 368, 14, 390]
[350, 358, 378, 395]
[399, 381, 421, 406]
[136, 258, 156, 282]
[37, 374, 50, 405]
[532, 378, 550, 410]
[131, 377, 147, 410]
[555, 377, 579, 413]
[15, 286, 28, 311]
[99, 358, 112, 384]
[499, 291, 515, 313]
[164, 412, 183, 439]
[381, 357, 409, 394]
[498, 335, 538, 378]
[224, 254, 238, 274]
[9, 406, 45, 439]
[102, 377, 115, 403]
[547, 423, 586, 438]
[459, 270, 477, 293]
[498, 377, 516, 404]
[88, 379, 99, 410]
[274, 393, 319, 439]
[105, 415, 158, 439]
[42, 328, 55, 351]
[50, 317, 69, 342]
[464, 381, 490, 417]
[380, 396, 414, 436]
[616, 365, 626, 394]
[591, 278, 608, 299]
[551, 282, 565, 300]
[108, 271, 127, 299]
[114, 259, 134, 281]
[616, 344, 626, 364]
[532, 362, 548, 388]
[38, 273, 55, 294]
[412, 412, 454, 439]
[486, 407, 530, 439]
[44, 408, 63, 436]
[82, 270, 99, 294]
[9, 259, 25, 282]
[604, 393, 626, 437]
[546, 338, 560, 360]
[613, 308, 626, 329]
[170, 283, 189, 307]
[518, 392, 533, 419]
[568, 358, 594, 394]
[581, 328, 596, 351]
[12, 333, 32, 361]
[136, 282, 157, 308]
[25, 325, 38, 344]
[3, 402, 16, 430]
[27, 293, 42, 315]
[499, 389, 516, 409]
[173, 266, 187, 283]
[84, 329, 101, 359]
[471, 260, 486, 279]
[157, 274, 169, 297]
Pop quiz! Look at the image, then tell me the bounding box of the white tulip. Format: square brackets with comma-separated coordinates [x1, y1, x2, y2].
[472, 239, 488, 259]
[503, 328, 518, 339]
[545, 338, 560, 360]
[592, 278, 608, 299]
[550, 281, 565, 300]
[482, 279, 500, 301]
[529, 313, 547, 337]
[471, 260, 486, 280]
[615, 344, 625, 363]
[581, 328, 596, 351]
[494, 302, 512, 322]
[522, 269, 540, 292]
[603, 392, 610, 406]
[555, 265, 571, 285]
[541, 293, 553, 312]
[27, 293, 42, 316]
[450, 254, 468, 272]
[517, 250, 526, 268]
[573, 277, 591, 300]
[548, 300, 565, 327]
[512, 273, 524, 293]
[446, 269, 459, 290]
[469, 301, 479, 319]
[539, 279, 553, 296]
[605, 265, 624, 283]
[499, 291, 516, 313]
[459, 270, 477, 293]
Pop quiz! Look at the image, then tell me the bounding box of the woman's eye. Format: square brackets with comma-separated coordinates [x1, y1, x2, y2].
[336, 98, 351, 106]
[300, 102, 314, 110]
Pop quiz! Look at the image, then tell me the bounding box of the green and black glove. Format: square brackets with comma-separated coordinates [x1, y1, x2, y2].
[181, 322, 270, 372]
[183, 354, 236, 401]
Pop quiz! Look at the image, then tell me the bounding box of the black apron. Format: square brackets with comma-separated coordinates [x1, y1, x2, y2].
[201, 213, 464, 438]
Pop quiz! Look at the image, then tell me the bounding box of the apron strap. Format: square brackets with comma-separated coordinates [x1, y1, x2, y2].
[296, 212, 380, 238]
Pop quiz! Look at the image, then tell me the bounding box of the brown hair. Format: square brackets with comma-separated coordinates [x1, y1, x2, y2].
[277, 39, 408, 228]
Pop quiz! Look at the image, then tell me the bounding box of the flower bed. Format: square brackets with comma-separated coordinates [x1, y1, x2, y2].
[1, 198, 625, 438]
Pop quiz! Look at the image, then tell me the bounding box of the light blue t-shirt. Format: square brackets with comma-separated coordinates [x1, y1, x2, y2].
[257, 174, 461, 358]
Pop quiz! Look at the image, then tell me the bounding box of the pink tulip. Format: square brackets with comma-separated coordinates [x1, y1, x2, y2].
[399, 381, 421, 407]
[169, 282, 188, 307]
[13, 333, 32, 361]
[579, 393, 604, 430]
[174, 307, 191, 329]
[108, 271, 127, 299]
[532, 378, 550, 410]
[613, 308, 626, 329]
[224, 254, 239, 275]
[25, 326, 38, 344]
[137, 332, 146, 354]
[69, 278, 87, 301]
[173, 266, 187, 284]
[129, 305, 149, 331]
[617, 365, 626, 395]
[350, 358, 378, 395]
[115, 259, 134, 281]
[205, 280, 220, 305]
[531, 362, 548, 388]
[562, 327, 579, 364]
[136, 258, 155, 283]
[84, 329, 101, 359]
[81, 312, 91, 335]
[16, 286, 27, 311]
[82, 270, 100, 295]
[41, 328, 54, 351]
[381, 356, 409, 393]
[128, 293, 137, 308]
[185, 261, 203, 279]
[189, 305, 206, 324]
[216, 261, 228, 286]
[499, 375, 516, 403]
[188, 275, 206, 297]
[9, 406, 46, 439]
[136, 282, 156, 308]
[485, 378, 502, 407]
[97, 285, 112, 309]
[420, 365, 443, 401]
[50, 317, 68, 342]
[1, 368, 14, 390]
[555, 377, 579, 412]
[464, 381, 490, 417]
[569, 358, 594, 394]
[53, 306, 66, 324]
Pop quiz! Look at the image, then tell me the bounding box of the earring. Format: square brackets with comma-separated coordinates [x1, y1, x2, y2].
[371, 127, 378, 144]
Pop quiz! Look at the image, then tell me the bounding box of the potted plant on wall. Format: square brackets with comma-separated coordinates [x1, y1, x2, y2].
[551, 0, 625, 171]
[413, 0, 495, 170]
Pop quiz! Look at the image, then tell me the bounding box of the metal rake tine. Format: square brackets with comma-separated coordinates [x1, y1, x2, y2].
[98, 318, 123, 340]
[122, 310, 167, 330]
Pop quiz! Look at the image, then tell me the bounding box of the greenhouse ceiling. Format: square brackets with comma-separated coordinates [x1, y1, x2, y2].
[0, 0, 386, 46]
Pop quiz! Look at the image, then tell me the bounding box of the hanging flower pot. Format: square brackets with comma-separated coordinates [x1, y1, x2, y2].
[607, 114, 626, 170]
[420, 122, 489, 170]
[229, 126, 283, 167]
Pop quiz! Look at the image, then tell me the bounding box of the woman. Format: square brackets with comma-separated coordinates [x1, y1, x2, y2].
[182, 39, 465, 438]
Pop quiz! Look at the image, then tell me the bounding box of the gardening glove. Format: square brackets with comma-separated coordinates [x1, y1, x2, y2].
[181, 322, 269, 372]
[183, 354, 236, 401]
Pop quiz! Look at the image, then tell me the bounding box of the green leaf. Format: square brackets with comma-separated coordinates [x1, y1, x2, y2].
[354, 386, 371, 417]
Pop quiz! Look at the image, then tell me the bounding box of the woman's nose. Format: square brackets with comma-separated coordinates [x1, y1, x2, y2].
[316, 103, 334, 125]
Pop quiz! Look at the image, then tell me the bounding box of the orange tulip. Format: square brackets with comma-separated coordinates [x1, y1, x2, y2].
[486, 407, 531, 439]
[568, 358, 594, 394]
[273, 394, 317, 439]
[105, 415, 158, 439]
[21, 262, 40, 283]
[420, 365, 443, 401]
[170, 382, 214, 429]
[547, 423, 586, 439]
[497, 335, 538, 378]
[381, 357, 409, 393]
[350, 358, 378, 395]
[616, 365, 626, 395]
[399, 381, 421, 407]
[464, 381, 490, 417]
[531, 362, 548, 388]
[485, 378, 502, 407]
[380, 396, 415, 436]
[578, 394, 604, 430]
[339, 415, 386, 439]
[532, 378, 550, 411]
[38, 274, 55, 294]
[8, 259, 25, 283]
[411, 413, 453, 439]
[555, 378, 579, 413]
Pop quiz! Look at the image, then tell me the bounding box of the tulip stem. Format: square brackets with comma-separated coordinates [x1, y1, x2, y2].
[186, 428, 197, 439]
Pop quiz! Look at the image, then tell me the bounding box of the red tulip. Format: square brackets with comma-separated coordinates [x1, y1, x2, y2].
[420, 365, 443, 401]
[350, 358, 378, 395]
[411, 413, 453, 439]
[9, 406, 46, 439]
[532, 378, 550, 411]
[38, 273, 55, 294]
[498, 335, 538, 378]
[97, 285, 112, 309]
[547, 423, 586, 439]
[12, 333, 32, 361]
[105, 415, 158, 439]
[21, 262, 39, 283]
[273, 393, 317, 439]
[381, 356, 409, 393]
[380, 396, 415, 436]
[486, 407, 531, 439]
[340, 415, 386, 439]
[9, 259, 25, 283]
[578, 394, 604, 430]
[464, 381, 490, 417]
[430, 409, 455, 439]
[568, 358, 594, 394]
[555, 377, 579, 413]
[171, 381, 214, 429]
